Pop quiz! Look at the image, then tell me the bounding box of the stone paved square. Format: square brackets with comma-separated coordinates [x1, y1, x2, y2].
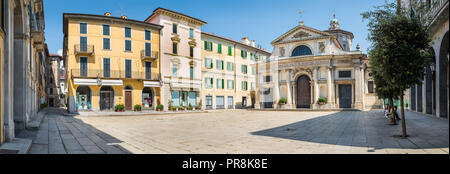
[23, 108, 449, 154]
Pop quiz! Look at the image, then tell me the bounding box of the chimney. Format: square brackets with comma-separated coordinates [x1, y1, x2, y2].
[121, 15, 127, 19]
[104, 12, 111, 16]
[241, 37, 250, 45]
[251, 40, 255, 47]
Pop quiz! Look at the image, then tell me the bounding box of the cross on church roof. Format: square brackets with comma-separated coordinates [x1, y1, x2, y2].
[299, 9, 304, 26]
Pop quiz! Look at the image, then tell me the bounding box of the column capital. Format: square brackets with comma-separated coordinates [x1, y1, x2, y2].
[327, 66, 335, 70]
[353, 64, 363, 69]
[285, 69, 292, 73]
[313, 66, 320, 70]
[14, 33, 30, 40]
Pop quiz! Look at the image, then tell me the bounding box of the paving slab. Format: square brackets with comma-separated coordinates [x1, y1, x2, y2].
[27, 108, 449, 154]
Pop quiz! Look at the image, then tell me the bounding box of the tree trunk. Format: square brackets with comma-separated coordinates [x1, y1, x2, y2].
[390, 97, 397, 125]
[396, 0, 402, 14]
[400, 92, 407, 138]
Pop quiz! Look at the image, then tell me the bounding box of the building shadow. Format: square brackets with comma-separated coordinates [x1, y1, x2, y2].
[251, 110, 449, 149]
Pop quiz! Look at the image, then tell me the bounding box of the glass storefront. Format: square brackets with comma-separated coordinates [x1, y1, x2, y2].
[216, 96, 225, 109]
[182, 91, 188, 107]
[171, 91, 180, 107]
[228, 96, 234, 109]
[171, 90, 197, 107]
[189, 92, 196, 107]
[142, 87, 153, 108]
[206, 96, 213, 109]
[76, 86, 91, 110]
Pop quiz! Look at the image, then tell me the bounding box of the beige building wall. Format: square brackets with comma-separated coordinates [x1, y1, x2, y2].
[201, 33, 271, 109]
[145, 8, 206, 110]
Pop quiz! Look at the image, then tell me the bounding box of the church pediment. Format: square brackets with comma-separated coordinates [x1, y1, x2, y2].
[271, 25, 334, 45]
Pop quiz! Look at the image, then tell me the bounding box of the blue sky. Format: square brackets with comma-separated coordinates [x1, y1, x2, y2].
[44, 0, 391, 55]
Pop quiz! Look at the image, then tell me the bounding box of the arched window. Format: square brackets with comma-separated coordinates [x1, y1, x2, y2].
[292, 45, 313, 57]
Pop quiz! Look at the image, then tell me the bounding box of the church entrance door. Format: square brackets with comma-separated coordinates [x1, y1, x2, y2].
[296, 75, 311, 108]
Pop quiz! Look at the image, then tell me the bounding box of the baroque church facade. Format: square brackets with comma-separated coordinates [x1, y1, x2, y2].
[255, 15, 381, 110]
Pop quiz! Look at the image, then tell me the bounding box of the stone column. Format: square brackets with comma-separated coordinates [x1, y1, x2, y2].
[292, 83, 297, 107]
[354, 65, 362, 110]
[13, 33, 28, 130]
[422, 74, 427, 114]
[313, 67, 320, 108]
[162, 81, 169, 111]
[154, 90, 157, 110]
[273, 70, 280, 109]
[327, 66, 334, 106]
[196, 91, 201, 109]
[255, 64, 261, 109]
[286, 70, 293, 109]
[361, 68, 366, 111]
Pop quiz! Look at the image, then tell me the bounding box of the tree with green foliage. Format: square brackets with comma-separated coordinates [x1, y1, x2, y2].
[371, 65, 402, 125]
[362, 1, 433, 138]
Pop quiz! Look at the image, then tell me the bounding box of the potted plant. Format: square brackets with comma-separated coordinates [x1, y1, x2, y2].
[179, 105, 185, 111]
[195, 101, 202, 110]
[156, 104, 164, 112]
[188, 104, 193, 111]
[40, 103, 48, 109]
[278, 98, 287, 105]
[134, 104, 142, 112]
[168, 100, 173, 111]
[170, 106, 177, 111]
[318, 97, 327, 105]
[115, 104, 125, 112]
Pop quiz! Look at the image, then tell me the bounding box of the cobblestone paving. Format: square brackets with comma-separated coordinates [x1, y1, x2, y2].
[26, 109, 448, 154]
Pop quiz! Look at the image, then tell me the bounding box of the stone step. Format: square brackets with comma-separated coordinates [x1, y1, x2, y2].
[27, 109, 48, 130]
[0, 138, 33, 154]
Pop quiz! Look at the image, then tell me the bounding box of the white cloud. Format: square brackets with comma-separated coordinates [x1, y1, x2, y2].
[57, 49, 63, 56]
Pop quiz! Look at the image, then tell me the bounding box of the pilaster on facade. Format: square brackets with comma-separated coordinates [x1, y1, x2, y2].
[327, 66, 335, 105]
[285, 69, 294, 109]
[273, 70, 281, 109]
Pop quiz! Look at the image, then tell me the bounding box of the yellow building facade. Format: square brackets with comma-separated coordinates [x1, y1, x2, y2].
[201, 32, 271, 109]
[64, 13, 163, 112]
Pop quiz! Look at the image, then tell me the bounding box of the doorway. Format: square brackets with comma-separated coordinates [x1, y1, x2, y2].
[296, 75, 311, 108]
[339, 84, 352, 108]
[142, 87, 154, 108]
[100, 86, 114, 111]
[263, 88, 273, 108]
[76, 86, 92, 110]
[242, 97, 248, 109]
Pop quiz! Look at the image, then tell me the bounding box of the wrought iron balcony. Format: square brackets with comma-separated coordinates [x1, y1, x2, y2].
[74, 44, 95, 56]
[429, 0, 447, 18]
[424, 0, 448, 26]
[71, 69, 161, 81]
[141, 50, 159, 60]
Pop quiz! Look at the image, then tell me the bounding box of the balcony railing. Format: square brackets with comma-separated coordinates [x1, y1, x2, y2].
[71, 69, 161, 81]
[423, 0, 448, 25]
[428, 0, 447, 19]
[141, 50, 159, 60]
[74, 44, 95, 56]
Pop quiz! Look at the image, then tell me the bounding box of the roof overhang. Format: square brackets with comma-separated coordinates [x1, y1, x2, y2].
[145, 7, 207, 26]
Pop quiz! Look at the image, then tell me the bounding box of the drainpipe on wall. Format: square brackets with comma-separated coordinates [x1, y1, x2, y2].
[233, 43, 237, 107]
